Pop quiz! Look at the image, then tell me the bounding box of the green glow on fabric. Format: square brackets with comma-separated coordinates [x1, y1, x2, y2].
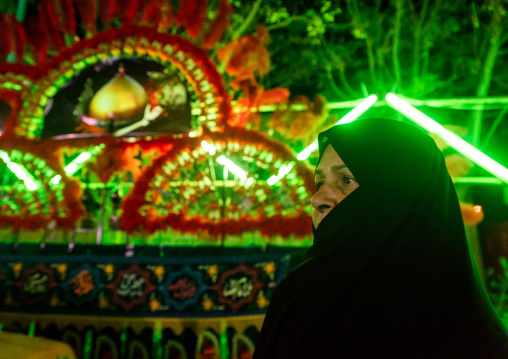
[0, 151, 39, 191]
[297, 94, 378, 161]
[220, 320, 229, 359]
[28, 321, 35, 337]
[83, 329, 93, 359]
[120, 328, 127, 358]
[386, 93, 508, 183]
[152, 321, 163, 359]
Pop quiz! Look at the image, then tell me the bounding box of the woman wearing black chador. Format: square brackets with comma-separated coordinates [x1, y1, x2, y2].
[253, 118, 508, 358]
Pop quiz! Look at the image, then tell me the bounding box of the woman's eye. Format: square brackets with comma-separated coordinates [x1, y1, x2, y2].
[316, 182, 324, 190]
[342, 176, 356, 185]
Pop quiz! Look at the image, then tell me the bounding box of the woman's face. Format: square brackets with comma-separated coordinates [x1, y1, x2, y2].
[312, 145, 359, 229]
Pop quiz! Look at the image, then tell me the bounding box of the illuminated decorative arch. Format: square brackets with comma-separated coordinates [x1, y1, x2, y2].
[120, 128, 314, 238]
[164, 340, 188, 359]
[128, 340, 150, 359]
[62, 329, 82, 357]
[0, 145, 83, 230]
[94, 335, 119, 359]
[2, 26, 230, 139]
[0, 0, 316, 241]
[195, 330, 220, 359]
[232, 333, 255, 359]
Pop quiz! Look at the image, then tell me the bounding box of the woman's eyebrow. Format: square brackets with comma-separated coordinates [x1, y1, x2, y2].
[331, 164, 347, 172]
[314, 164, 348, 179]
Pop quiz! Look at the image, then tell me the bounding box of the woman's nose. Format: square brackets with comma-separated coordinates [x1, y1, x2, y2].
[312, 186, 337, 213]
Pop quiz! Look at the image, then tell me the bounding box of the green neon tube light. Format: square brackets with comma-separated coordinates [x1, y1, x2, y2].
[452, 177, 503, 185]
[297, 94, 378, 161]
[385, 93, 508, 183]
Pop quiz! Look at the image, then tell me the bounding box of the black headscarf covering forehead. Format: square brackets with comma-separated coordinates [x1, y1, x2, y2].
[253, 118, 508, 359]
[310, 118, 451, 247]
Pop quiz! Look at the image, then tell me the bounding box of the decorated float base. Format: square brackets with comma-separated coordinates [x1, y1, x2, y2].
[0, 312, 265, 359]
[0, 245, 308, 359]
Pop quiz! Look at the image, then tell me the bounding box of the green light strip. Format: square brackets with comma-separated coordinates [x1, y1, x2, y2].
[452, 177, 503, 185]
[297, 95, 378, 161]
[120, 328, 127, 358]
[399, 96, 508, 108]
[386, 93, 508, 183]
[201, 96, 508, 115]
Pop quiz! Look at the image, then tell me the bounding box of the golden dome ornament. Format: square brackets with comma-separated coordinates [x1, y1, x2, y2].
[88, 66, 149, 127]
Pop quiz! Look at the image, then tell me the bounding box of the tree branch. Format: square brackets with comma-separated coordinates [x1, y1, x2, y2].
[265, 15, 310, 31]
[347, 0, 376, 87]
[231, 0, 263, 40]
[471, 2, 504, 146]
[411, 0, 430, 96]
[320, 36, 359, 98]
[325, 66, 349, 99]
[392, 0, 403, 91]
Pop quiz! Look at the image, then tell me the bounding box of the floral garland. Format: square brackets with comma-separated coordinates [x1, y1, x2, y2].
[0, 89, 21, 138]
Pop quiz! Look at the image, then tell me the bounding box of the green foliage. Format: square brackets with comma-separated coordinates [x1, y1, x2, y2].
[265, 6, 290, 24]
[223, 0, 508, 103]
[0, 1, 16, 14]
